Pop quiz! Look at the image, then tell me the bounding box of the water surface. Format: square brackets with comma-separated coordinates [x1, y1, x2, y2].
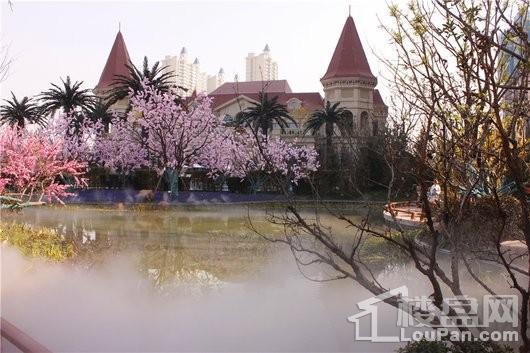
[0, 205, 513, 352]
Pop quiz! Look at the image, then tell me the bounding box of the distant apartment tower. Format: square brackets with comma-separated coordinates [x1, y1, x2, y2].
[161, 47, 224, 96]
[207, 68, 224, 93]
[245, 44, 278, 81]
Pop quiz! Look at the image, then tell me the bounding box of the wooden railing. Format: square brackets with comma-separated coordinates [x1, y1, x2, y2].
[383, 201, 425, 221]
[1, 318, 52, 353]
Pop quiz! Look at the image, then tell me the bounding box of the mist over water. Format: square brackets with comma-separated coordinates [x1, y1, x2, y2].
[0, 206, 513, 352]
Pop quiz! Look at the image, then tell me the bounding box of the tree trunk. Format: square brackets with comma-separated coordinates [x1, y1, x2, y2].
[261, 124, 268, 141]
[164, 168, 180, 200]
[325, 123, 335, 170]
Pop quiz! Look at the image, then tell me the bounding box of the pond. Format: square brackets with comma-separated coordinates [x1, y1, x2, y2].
[0, 205, 515, 352]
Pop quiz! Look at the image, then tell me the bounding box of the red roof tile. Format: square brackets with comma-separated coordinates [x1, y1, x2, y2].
[209, 91, 323, 112]
[210, 80, 292, 95]
[95, 31, 131, 90]
[374, 89, 386, 107]
[322, 16, 375, 81]
[280, 93, 323, 111]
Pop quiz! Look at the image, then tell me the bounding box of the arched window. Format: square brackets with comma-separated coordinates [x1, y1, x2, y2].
[342, 110, 354, 135]
[360, 111, 369, 131]
[287, 98, 301, 111]
[372, 120, 379, 136]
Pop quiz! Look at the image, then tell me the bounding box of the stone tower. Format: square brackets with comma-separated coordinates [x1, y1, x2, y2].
[321, 15, 386, 137]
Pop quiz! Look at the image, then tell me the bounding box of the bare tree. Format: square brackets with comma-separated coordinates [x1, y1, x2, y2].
[247, 1, 530, 352]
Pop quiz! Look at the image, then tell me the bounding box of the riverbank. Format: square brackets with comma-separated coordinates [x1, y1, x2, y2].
[65, 189, 391, 205]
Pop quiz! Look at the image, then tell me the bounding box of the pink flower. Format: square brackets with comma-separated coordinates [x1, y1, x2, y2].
[0, 125, 87, 203]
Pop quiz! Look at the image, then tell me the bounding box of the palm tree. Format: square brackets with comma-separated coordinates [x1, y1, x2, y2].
[87, 98, 114, 133]
[106, 56, 176, 105]
[0, 93, 45, 129]
[39, 76, 95, 117]
[303, 101, 348, 168]
[238, 92, 296, 139]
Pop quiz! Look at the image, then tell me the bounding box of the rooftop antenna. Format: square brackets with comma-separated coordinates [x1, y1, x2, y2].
[119, 22, 121, 32]
[349, 5, 351, 16]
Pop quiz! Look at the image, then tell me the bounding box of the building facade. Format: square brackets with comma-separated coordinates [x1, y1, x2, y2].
[209, 80, 322, 145]
[320, 15, 387, 139]
[95, 15, 387, 146]
[245, 44, 278, 82]
[208, 15, 387, 146]
[160, 47, 224, 96]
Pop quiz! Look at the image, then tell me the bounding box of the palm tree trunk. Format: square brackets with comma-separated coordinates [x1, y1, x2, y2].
[325, 123, 335, 170]
[261, 124, 268, 140]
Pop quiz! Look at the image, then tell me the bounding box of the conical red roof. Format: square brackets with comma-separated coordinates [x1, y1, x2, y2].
[95, 30, 131, 90]
[322, 16, 374, 80]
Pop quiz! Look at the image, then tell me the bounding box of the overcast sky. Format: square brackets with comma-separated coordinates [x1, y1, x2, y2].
[0, 0, 396, 100]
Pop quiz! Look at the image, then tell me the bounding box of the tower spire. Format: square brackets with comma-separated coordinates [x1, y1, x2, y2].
[321, 15, 374, 81]
[349, 5, 351, 16]
[95, 29, 132, 91]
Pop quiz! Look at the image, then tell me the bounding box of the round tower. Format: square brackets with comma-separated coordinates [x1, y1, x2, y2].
[321, 15, 379, 136]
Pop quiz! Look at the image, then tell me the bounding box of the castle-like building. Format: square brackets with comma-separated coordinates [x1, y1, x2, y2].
[321, 15, 387, 137]
[207, 15, 387, 141]
[95, 14, 387, 143]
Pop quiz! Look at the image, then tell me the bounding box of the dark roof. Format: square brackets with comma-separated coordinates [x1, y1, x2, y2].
[322, 16, 375, 81]
[96, 31, 131, 90]
[210, 80, 292, 95]
[374, 89, 387, 107]
[209, 92, 323, 112]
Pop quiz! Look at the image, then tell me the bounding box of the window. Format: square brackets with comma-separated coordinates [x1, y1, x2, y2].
[342, 89, 354, 98]
[360, 89, 370, 100]
[342, 110, 354, 135]
[360, 111, 369, 131]
[372, 120, 379, 136]
[287, 98, 301, 111]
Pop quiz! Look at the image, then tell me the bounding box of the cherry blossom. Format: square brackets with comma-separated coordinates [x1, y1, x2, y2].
[0, 126, 87, 204]
[94, 80, 319, 196]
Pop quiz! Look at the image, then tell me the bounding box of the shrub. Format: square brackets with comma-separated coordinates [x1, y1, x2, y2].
[0, 222, 74, 261]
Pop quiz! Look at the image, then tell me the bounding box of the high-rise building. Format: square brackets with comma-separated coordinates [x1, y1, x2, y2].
[207, 68, 224, 93]
[161, 47, 224, 96]
[245, 44, 278, 82]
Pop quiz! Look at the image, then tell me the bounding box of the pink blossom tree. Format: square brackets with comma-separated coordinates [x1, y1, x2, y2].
[203, 128, 319, 193]
[95, 83, 226, 197]
[47, 112, 101, 162]
[0, 126, 87, 206]
[94, 81, 319, 197]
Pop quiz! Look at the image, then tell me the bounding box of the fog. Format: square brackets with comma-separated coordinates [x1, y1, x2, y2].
[0, 206, 516, 352]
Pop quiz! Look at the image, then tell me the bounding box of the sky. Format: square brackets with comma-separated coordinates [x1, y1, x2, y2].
[0, 0, 395, 101]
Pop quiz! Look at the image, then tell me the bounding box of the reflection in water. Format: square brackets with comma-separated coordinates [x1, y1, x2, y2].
[0, 205, 518, 352]
[1, 206, 282, 289]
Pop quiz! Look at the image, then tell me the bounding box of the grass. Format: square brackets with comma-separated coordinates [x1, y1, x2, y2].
[0, 222, 74, 261]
